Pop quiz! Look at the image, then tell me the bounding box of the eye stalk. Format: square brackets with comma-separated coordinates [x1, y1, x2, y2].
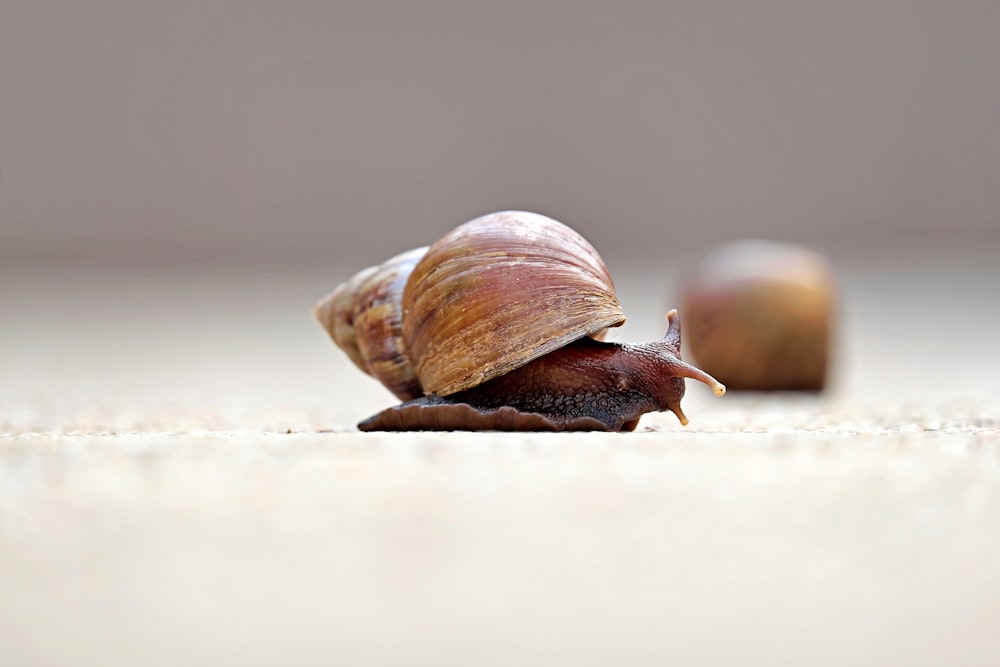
[663, 309, 682, 349]
[663, 310, 726, 397]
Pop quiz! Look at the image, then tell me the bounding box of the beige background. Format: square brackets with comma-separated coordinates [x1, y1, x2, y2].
[3, 265, 998, 667]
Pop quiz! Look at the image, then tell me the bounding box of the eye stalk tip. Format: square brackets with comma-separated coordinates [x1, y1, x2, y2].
[713, 382, 726, 397]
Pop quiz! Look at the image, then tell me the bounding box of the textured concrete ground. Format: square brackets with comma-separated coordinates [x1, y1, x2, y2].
[2, 263, 998, 666]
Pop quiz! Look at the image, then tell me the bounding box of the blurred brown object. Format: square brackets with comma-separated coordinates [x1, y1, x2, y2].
[679, 240, 836, 391]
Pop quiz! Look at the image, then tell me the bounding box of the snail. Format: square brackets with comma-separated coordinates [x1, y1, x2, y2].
[314, 211, 725, 431]
[679, 239, 836, 391]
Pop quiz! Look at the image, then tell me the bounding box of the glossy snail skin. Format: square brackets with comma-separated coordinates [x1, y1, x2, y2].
[359, 311, 725, 432]
[315, 211, 725, 431]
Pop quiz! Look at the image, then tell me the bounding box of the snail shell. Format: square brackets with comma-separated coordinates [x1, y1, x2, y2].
[680, 239, 835, 391]
[314, 210, 625, 399]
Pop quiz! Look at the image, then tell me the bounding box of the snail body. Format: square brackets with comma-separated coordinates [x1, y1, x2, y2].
[315, 211, 724, 431]
[359, 311, 723, 432]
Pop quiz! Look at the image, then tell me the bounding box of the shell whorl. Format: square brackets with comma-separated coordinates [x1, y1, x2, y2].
[402, 211, 625, 396]
[313, 246, 428, 401]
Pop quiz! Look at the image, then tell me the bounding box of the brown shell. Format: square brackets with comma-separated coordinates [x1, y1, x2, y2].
[312, 264, 377, 373]
[314, 246, 428, 400]
[679, 239, 835, 391]
[402, 211, 625, 396]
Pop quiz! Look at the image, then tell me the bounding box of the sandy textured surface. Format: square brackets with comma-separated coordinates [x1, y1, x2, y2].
[2, 264, 999, 666]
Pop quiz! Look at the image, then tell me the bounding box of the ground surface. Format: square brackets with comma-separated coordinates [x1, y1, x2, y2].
[2, 263, 998, 666]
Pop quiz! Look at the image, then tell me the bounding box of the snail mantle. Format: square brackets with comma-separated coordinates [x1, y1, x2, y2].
[313, 211, 725, 432]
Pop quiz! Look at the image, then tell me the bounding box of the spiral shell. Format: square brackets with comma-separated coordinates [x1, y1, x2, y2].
[313, 246, 428, 400]
[315, 211, 626, 399]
